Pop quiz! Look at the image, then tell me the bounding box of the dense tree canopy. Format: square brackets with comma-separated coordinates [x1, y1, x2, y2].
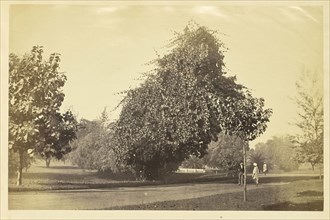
[115, 24, 272, 179]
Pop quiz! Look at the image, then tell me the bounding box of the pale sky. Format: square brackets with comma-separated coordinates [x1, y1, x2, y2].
[8, 3, 325, 146]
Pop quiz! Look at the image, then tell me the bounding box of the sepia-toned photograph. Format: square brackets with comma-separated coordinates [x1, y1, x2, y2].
[1, 1, 329, 219]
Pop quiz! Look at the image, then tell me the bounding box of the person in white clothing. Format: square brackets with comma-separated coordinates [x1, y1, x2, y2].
[252, 162, 259, 186]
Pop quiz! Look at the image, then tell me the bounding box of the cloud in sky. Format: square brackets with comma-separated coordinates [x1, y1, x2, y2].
[193, 6, 229, 18]
[162, 6, 175, 13]
[289, 6, 320, 24]
[96, 6, 126, 14]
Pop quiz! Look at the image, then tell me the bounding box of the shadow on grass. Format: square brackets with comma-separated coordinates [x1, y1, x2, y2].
[20, 171, 96, 180]
[38, 181, 163, 189]
[36, 165, 82, 169]
[262, 200, 323, 211]
[96, 171, 137, 181]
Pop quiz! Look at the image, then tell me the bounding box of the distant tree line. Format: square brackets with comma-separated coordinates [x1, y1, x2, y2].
[177, 134, 300, 175]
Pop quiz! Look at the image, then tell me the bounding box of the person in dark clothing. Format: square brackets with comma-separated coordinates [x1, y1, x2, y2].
[263, 162, 268, 176]
[238, 161, 244, 186]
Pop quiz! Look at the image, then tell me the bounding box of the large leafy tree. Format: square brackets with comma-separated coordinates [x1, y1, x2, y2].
[9, 46, 74, 185]
[115, 23, 272, 180]
[292, 71, 323, 172]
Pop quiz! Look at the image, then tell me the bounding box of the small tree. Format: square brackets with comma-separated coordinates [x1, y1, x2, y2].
[9, 46, 69, 185]
[292, 71, 323, 175]
[220, 91, 273, 201]
[36, 110, 78, 167]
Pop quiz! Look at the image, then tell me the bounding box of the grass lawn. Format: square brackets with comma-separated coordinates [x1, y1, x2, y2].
[107, 178, 324, 211]
[9, 160, 323, 193]
[8, 160, 224, 191]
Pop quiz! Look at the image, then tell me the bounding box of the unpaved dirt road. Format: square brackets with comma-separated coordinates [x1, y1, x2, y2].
[9, 182, 285, 210]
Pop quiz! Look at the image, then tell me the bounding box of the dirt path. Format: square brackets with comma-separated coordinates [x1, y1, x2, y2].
[9, 182, 288, 210]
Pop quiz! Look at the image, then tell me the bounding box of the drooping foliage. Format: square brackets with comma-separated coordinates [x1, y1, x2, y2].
[114, 23, 272, 180]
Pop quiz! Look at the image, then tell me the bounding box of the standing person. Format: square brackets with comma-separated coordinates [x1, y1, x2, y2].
[263, 162, 268, 176]
[252, 162, 259, 186]
[238, 161, 244, 186]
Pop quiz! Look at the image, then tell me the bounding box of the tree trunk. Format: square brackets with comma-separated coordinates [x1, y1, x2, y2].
[45, 157, 51, 168]
[243, 143, 247, 202]
[16, 150, 23, 186]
